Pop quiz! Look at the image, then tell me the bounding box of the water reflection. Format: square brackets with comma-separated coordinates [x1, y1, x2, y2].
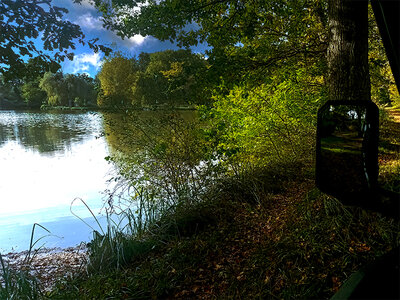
[103, 110, 197, 155]
[0, 110, 198, 252]
[0, 110, 101, 155]
[0, 110, 111, 252]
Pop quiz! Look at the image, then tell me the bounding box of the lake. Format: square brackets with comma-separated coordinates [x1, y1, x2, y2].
[0, 110, 113, 253]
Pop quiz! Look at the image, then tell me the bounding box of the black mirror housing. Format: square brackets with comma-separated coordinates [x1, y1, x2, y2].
[316, 101, 379, 206]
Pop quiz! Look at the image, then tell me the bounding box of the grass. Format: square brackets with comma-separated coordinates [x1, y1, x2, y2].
[0, 223, 52, 300]
[0, 255, 42, 300]
[378, 109, 400, 193]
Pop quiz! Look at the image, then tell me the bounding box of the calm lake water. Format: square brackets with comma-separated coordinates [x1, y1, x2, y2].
[0, 110, 113, 253]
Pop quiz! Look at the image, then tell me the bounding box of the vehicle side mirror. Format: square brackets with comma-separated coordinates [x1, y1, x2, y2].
[316, 101, 379, 207]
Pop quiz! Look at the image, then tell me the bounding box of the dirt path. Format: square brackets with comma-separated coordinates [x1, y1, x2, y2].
[385, 107, 400, 123]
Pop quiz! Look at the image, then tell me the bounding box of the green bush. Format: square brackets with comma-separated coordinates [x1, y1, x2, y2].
[204, 66, 324, 168]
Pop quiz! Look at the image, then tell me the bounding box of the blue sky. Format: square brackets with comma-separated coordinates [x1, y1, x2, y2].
[49, 0, 209, 78]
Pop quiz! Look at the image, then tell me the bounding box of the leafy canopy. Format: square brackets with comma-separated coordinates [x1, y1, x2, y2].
[90, 0, 328, 84]
[97, 54, 139, 108]
[0, 0, 110, 80]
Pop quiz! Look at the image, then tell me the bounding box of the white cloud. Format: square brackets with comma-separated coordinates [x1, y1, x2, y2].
[78, 0, 98, 10]
[75, 13, 104, 31]
[126, 34, 147, 46]
[63, 52, 103, 75]
[70, 12, 148, 47]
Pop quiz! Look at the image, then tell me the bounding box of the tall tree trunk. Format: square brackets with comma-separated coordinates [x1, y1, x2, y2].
[327, 0, 371, 101]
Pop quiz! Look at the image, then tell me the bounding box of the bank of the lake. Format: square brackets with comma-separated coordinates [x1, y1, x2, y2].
[2, 245, 87, 292]
[1, 109, 399, 299]
[46, 110, 399, 299]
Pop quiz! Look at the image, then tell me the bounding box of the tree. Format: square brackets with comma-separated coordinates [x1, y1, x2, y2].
[87, 1, 329, 164]
[21, 78, 46, 107]
[136, 50, 209, 107]
[19, 57, 60, 107]
[65, 73, 97, 107]
[327, 0, 370, 101]
[0, 0, 110, 81]
[97, 55, 139, 108]
[22, 57, 61, 83]
[90, 0, 328, 86]
[38, 71, 97, 107]
[0, 74, 23, 107]
[39, 72, 68, 106]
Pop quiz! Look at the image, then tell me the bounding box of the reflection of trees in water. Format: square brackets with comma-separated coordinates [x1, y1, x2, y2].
[103, 111, 197, 156]
[16, 123, 84, 153]
[0, 111, 100, 155]
[0, 124, 14, 147]
[102, 111, 215, 208]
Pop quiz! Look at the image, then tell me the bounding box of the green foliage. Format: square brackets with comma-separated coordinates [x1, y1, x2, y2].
[97, 54, 139, 108]
[93, 0, 328, 86]
[1, 57, 64, 108]
[368, 5, 400, 106]
[21, 78, 46, 107]
[0, 0, 110, 81]
[39, 72, 97, 107]
[103, 111, 221, 208]
[0, 76, 24, 108]
[97, 50, 210, 109]
[205, 64, 324, 166]
[65, 74, 97, 107]
[137, 50, 210, 107]
[39, 72, 68, 106]
[22, 57, 61, 83]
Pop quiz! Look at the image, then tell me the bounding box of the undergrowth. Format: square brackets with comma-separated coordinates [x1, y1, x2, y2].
[49, 162, 399, 299]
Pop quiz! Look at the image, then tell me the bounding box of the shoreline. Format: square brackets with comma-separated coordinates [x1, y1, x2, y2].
[2, 244, 88, 292]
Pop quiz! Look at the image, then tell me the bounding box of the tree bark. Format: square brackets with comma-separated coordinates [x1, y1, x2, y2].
[327, 0, 371, 101]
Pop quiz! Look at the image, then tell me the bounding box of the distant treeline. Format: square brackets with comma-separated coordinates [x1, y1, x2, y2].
[0, 49, 210, 110]
[97, 49, 210, 109]
[0, 56, 97, 109]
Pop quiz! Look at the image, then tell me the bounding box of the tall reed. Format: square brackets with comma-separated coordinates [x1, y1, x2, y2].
[0, 223, 50, 299]
[77, 187, 161, 273]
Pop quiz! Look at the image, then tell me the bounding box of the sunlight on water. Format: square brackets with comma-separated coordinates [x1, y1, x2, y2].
[0, 111, 114, 252]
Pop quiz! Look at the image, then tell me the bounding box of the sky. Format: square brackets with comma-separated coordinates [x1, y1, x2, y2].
[49, 0, 209, 78]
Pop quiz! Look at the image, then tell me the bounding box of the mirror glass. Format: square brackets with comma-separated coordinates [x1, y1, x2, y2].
[316, 101, 379, 204]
